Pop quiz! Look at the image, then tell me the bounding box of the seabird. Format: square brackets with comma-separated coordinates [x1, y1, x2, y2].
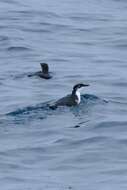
[28, 63, 52, 79]
[49, 83, 89, 109]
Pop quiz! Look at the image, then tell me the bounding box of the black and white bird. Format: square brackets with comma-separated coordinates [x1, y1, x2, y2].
[28, 63, 52, 79]
[49, 83, 89, 109]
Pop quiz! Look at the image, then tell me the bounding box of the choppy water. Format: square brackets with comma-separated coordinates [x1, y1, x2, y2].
[1, 0, 127, 189]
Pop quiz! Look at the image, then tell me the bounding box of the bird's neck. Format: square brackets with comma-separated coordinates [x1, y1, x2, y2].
[72, 89, 81, 104]
[76, 89, 81, 103]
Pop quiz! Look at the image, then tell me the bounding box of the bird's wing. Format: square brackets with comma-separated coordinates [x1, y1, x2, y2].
[55, 94, 75, 106]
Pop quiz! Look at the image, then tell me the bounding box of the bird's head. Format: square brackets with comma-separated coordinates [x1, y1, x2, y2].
[72, 83, 89, 94]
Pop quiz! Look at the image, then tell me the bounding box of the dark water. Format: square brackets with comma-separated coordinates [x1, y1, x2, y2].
[1, 0, 127, 189]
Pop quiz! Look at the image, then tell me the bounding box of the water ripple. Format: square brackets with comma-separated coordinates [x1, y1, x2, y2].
[7, 46, 31, 52]
[1, 0, 127, 189]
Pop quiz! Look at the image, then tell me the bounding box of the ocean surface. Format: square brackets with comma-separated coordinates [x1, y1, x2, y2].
[1, 0, 127, 189]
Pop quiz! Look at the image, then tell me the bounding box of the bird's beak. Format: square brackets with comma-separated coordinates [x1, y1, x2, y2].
[82, 84, 89, 87]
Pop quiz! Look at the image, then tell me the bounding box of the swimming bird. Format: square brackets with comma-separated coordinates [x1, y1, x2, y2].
[49, 83, 89, 109]
[28, 63, 52, 79]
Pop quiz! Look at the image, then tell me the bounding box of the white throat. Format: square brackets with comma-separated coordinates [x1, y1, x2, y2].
[75, 89, 81, 104]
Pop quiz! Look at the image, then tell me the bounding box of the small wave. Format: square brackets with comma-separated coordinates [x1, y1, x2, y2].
[7, 46, 31, 52]
[94, 121, 127, 130]
[21, 28, 51, 34]
[82, 94, 108, 103]
[55, 136, 109, 145]
[82, 94, 100, 100]
[6, 102, 49, 116]
[1, 0, 21, 5]
[69, 13, 111, 22]
[118, 138, 127, 145]
[114, 44, 127, 49]
[50, 58, 69, 63]
[70, 136, 110, 146]
[111, 81, 127, 87]
[12, 10, 60, 19]
[0, 35, 9, 42]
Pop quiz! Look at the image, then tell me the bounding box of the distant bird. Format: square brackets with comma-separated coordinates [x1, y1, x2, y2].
[49, 83, 89, 109]
[28, 63, 52, 79]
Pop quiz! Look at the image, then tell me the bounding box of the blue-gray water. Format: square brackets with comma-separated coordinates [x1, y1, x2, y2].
[1, 0, 127, 189]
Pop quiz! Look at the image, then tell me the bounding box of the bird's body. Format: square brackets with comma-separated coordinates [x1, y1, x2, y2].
[28, 63, 52, 79]
[35, 71, 52, 79]
[49, 83, 89, 109]
[54, 94, 78, 107]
